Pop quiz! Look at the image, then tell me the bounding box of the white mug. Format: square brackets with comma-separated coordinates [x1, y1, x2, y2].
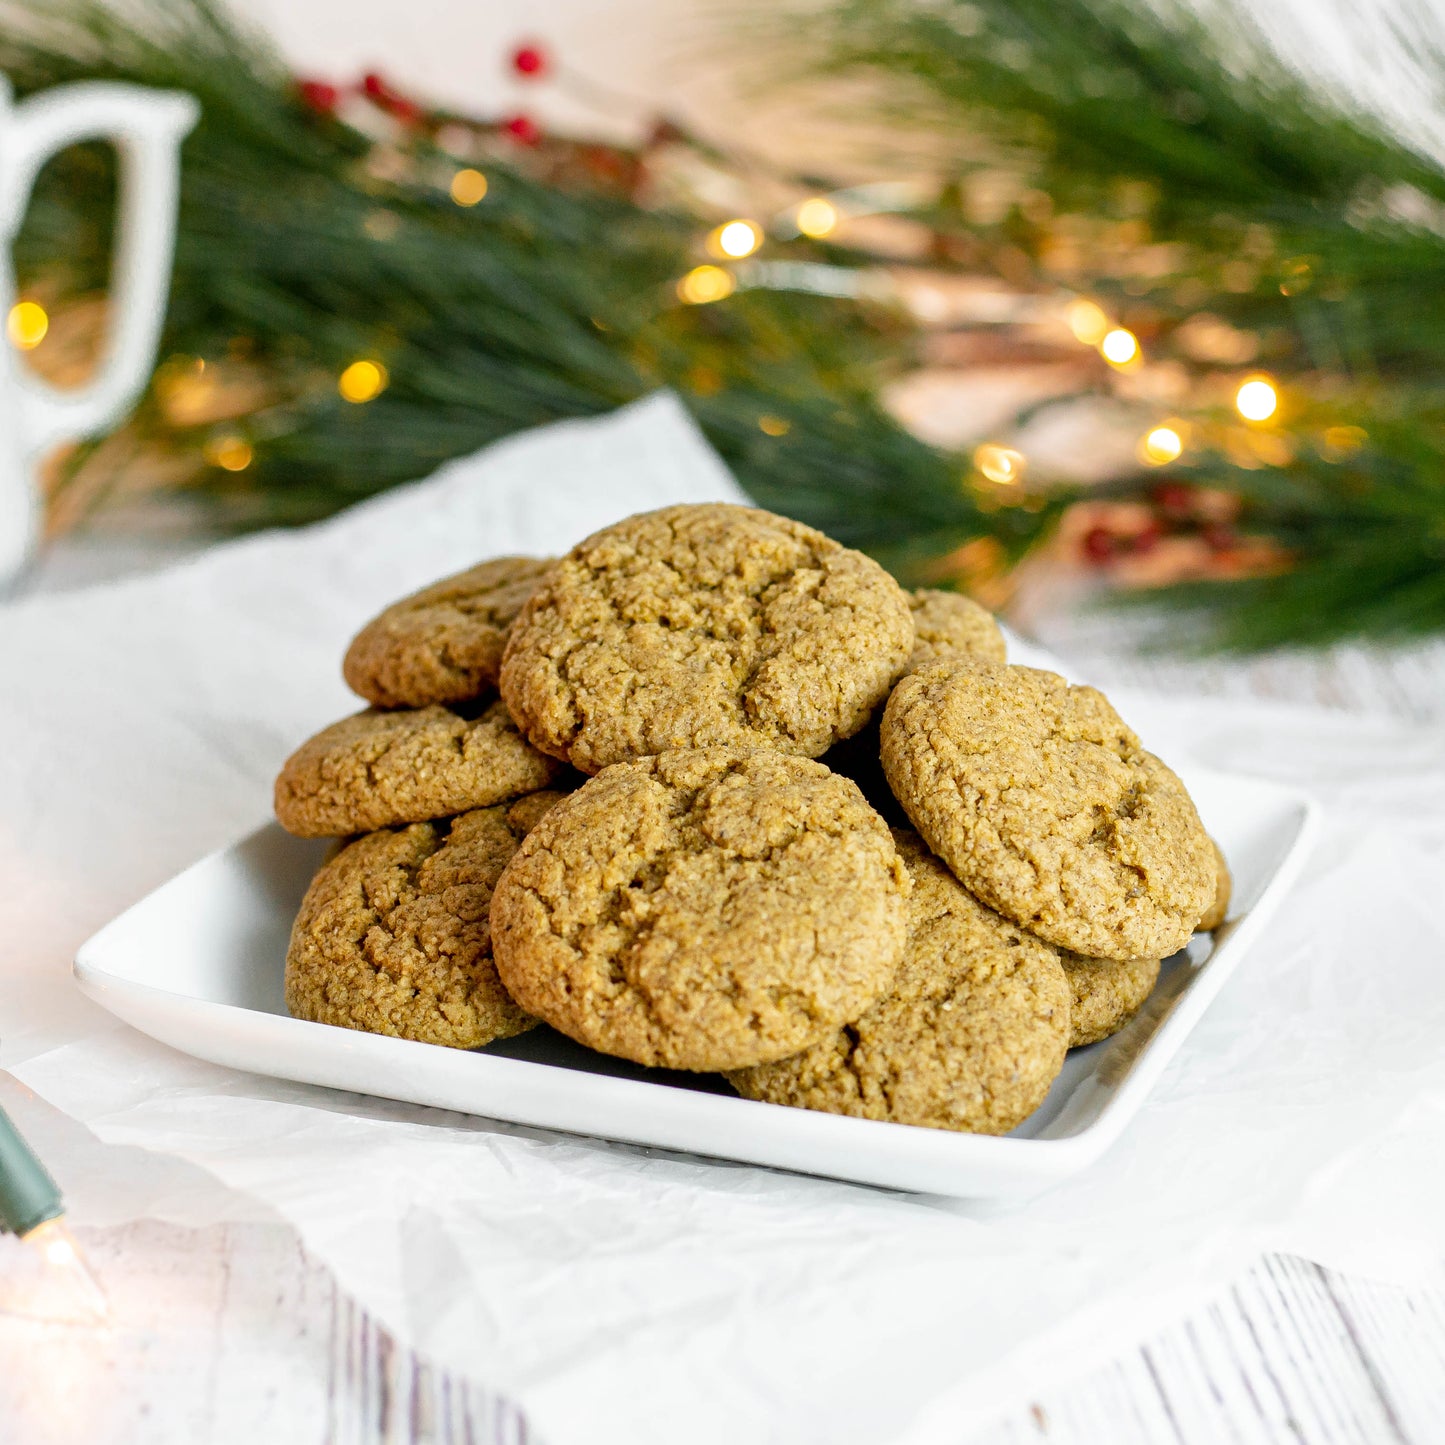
[0, 75, 198, 586]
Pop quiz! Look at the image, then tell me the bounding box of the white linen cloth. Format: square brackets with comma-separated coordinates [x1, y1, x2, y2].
[3, 392, 1444, 1445]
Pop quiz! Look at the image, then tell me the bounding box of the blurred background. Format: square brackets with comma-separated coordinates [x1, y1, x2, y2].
[5, 0, 1445, 665]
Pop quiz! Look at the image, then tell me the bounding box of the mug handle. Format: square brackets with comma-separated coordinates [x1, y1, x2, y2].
[1, 81, 199, 458]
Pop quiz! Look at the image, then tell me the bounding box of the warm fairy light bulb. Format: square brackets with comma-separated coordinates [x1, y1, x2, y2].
[339, 359, 389, 403]
[1065, 299, 1109, 346]
[7, 300, 49, 350]
[795, 198, 839, 239]
[1235, 376, 1278, 422]
[677, 265, 736, 305]
[449, 168, 488, 206]
[204, 435, 254, 472]
[22, 1218, 109, 1320]
[709, 220, 763, 259]
[974, 443, 1026, 485]
[1100, 327, 1140, 366]
[1140, 424, 1184, 465]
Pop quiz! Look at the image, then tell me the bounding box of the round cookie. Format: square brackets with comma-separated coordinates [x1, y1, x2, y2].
[343, 556, 554, 709]
[1061, 952, 1161, 1048]
[1196, 838, 1232, 931]
[491, 747, 912, 1071]
[499, 503, 915, 773]
[906, 588, 1007, 671]
[286, 792, 567, 1048]
[274, 700, 563, 837]
[727, 830, 1070, 1134]
[880, 660, 1214, 961]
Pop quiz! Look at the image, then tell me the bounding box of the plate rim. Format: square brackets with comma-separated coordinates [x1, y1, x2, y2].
[71, 764, 1322, 1196]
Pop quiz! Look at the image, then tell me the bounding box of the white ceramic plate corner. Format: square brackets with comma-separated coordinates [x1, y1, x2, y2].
[73, 764, 1319, 1198]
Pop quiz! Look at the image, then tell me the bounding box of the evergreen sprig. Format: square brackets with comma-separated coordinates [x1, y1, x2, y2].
[0, 0, 1053, 580]
[800, 0, 1445, 647]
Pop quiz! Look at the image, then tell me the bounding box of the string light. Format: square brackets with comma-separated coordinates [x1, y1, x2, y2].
[677, 265, 736, 305]
[708, 220, 763, 260]
[973, 443, 1026, 485]
[339, 359, 389, 403]
[1065, 299, 1109, 346]
[449, 168, 488, 206]
[203, 435, 254, 471]
[795, 198, 839, 239]
[1100, 327, 1140, 367]
[1235, 375, 1278, 422]
[7, 301, 48, 350]
[1139, 423, 1184, 465]
[1323, 424, 1367, 455]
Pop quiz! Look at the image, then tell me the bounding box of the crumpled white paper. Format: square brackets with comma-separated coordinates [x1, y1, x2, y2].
[4, 392, 1445, 1445]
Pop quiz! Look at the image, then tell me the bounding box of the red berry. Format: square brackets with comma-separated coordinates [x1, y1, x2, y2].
[1129, 520, 1163, 554]
[1151, 480, 1193, 516]
[362, 71, 387, 99]
[511, 44, 548, 78]
[297, 79, 339, 113]
[1203, 524, 1238, 552]
[1081, 525, 1116, 564]
[504, 113, 542, 145]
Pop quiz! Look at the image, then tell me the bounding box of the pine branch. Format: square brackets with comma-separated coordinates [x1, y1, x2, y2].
[1, 0, 1054, 581]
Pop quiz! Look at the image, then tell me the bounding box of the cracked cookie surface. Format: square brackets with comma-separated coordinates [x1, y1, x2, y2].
[727, 830, 1070, 1133]
[906, 588, 1007, 670]
[344, 556, 555, 708]
[274, 699, 563, 837]
[880, 660, 1213, 961]
[1060, 952, 1161, 1047]
[499, 503, 914, 774]
[1196, 838, 1232, 931]
[285, 794, 565, 1047]
[490, 747, 911, 1071]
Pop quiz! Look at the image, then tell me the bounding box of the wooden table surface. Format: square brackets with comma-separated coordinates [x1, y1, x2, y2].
[4, 534, 1444, 1445]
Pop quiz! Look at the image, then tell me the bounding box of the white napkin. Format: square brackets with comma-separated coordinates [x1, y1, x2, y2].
[4, 391, 1445, 1445]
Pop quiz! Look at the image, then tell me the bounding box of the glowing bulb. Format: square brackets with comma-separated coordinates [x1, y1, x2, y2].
[204, 435, 254, 472]
[1323, 424, 1366, 454]
[795, 198, 839, 239]
[1100, 328, 1140, 366]
[677, 265, 736, 305]
[8, 300, 49, 350]
[1235, 376, 1278, 422]
[974, 443, 1026, 485]
[1140, 424, 1184, 465]
[709, 220, 763, 259]
[339, 359, 389, 403]
[450, 168, 488, 206]
[1065, 299, 1109, 346]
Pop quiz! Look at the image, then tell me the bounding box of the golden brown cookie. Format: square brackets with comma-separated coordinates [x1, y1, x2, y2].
[1196, 838, 1232, 931]
[727, 830, 1070, 1134]
[499, 503, 914, 774]
[343, 556, 554, 709]
[1061, 952, 1161, 1048]
[274, 700, 563, 837]
[285, 792, 567, 1048]
[907, 588, 1007, 670]
[880, 661, 1214, 961]
[491, 747, 912, 1071]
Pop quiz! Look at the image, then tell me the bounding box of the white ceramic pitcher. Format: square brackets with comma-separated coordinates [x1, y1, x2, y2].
[0, 75, 198, 586]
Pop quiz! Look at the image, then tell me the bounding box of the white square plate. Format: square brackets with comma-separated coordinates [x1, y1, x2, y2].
[73, 765, 1318, 1198]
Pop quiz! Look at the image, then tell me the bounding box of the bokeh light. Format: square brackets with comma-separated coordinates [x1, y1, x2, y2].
[339, 359, 389, 403]
[677, 265, 736, 305]
[1235, 376, 1278, 422]
[8, 301, 49, 350]
[450, 169, 488, 206]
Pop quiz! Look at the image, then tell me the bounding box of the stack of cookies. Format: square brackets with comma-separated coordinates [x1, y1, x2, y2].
[276, 503, 1229, 1136]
